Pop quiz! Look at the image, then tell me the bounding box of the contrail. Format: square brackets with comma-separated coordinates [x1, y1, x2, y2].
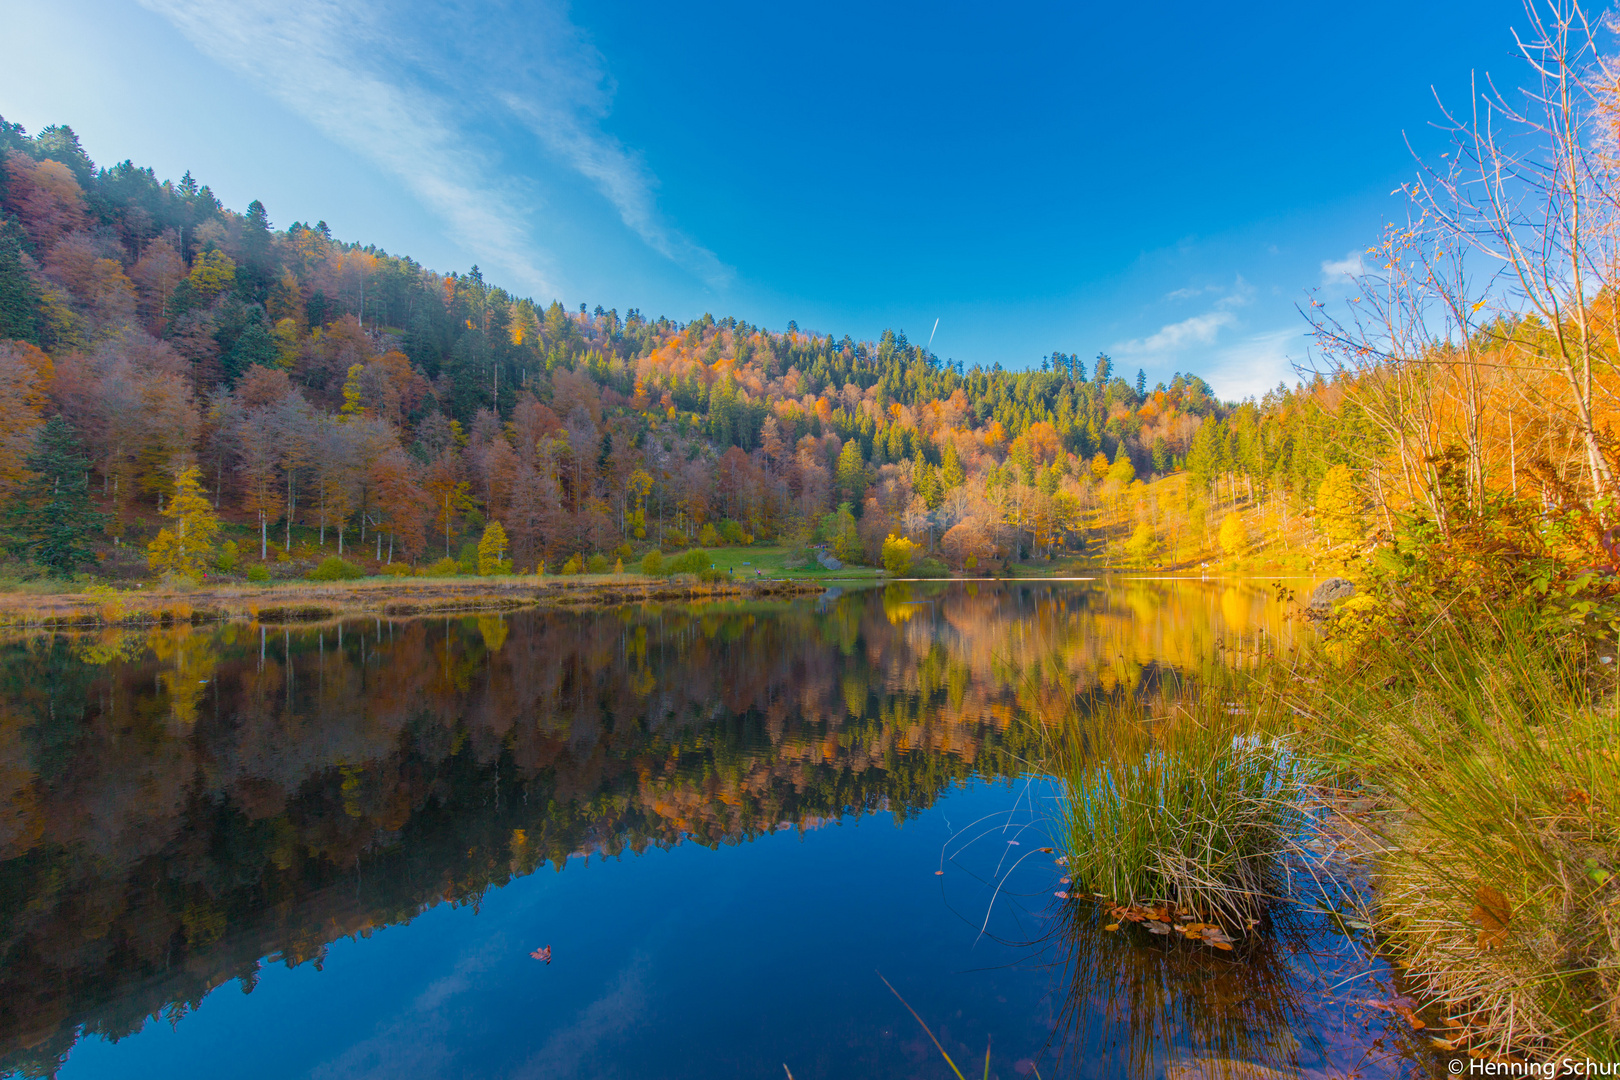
[927, 318, 939, 349]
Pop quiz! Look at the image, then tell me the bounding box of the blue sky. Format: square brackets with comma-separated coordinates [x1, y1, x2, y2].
[2, 0, 1530, 398]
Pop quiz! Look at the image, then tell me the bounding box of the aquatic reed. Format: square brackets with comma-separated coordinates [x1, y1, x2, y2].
[1050, 677, 1312, 928]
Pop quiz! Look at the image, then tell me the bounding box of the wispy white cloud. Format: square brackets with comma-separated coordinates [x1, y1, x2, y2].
[1118, 276, 1253, 355]
[1204, 326, 1305, 401]
[136, 0, 729, 295]
[1121, 309, 1239, 354]
[1320, 250, 1366, 286]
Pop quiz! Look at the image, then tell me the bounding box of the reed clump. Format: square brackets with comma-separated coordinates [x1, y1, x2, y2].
[1051, 673, 1314, 929]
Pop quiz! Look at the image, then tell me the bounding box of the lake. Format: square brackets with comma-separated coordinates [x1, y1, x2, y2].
[0, 579, 1440, 1079]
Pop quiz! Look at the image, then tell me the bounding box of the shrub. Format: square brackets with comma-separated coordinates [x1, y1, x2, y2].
[586, 553, 610, 574]
[719, 519, 745, 544]
[913, 557, 948, 578]
[667, 549, 712, 576]
[661, 530, 690, 552]
[214, 540, 239, 573]
[614, 542, 634, 562]
[306, 556, 364, 581]
[697, 523, 721, 547]
[419, 556, 460, 577]
[640, 550, 664, 575]
[246, 564, 271, 583]
[456, 541, 479, 575]
[561, 554, 583, 575]
[381, 562, 412, 577]
[697, 566, 732, 583]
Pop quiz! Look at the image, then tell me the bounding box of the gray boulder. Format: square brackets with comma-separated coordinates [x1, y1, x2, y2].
[1306, 577, 1355, 616]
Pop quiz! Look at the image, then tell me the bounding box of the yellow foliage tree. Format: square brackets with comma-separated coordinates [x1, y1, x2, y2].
[1124, 522, 1159, 566]
[1218, 512, 1247, 558]
[881, 533, 920, 574]
[1314, 464, 1364, 550]
[186, 250, 236, 302]
[476, 520, 511, 575]
[147, 467, 220, 579]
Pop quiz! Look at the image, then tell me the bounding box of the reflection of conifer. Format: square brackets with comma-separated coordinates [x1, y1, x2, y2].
[4, 416, 106, 573]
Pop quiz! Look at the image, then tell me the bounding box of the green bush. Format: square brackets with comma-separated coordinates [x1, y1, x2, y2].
[719, 519, 745, 544]
[306, 556, 364, 581]
[561, 554, 583, 574]
[586, 553, 610, 574]
[640, 550, 664, 575]
[667, 549, 712, 576]
[419, 556, 460, 576]
[380, 562, 412, 577]
[913, 557, 948, 578]
[214, 540, 239, 573]
[245, 564, 271, 583]
[697, 523, 721, 547]
[455, 542, 479, 575]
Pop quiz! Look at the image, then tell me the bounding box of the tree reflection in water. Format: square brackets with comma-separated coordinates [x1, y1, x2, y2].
[0, 580, 1433, 1078]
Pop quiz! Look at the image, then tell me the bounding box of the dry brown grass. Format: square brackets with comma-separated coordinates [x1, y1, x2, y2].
[0, 575, 822, 628]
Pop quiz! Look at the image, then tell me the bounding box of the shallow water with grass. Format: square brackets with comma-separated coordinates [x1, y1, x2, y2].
[0, 580, 1442, 1079]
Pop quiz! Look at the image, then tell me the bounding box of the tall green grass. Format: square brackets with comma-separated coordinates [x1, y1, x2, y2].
[1290, 603, 1620, 1060]
[1051, 674, 1314, 927]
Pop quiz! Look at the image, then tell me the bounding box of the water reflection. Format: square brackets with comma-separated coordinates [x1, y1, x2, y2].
[0, 579, 1430, 1078]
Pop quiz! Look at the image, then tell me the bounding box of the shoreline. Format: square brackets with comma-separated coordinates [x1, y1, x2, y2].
[0, 574, 827, 628]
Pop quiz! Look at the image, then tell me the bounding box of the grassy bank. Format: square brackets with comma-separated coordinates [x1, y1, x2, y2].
[1045, 597, 1620, 1065]
[0, 573, 824, 628]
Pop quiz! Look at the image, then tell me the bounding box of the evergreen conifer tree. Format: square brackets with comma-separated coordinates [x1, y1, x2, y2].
[5, 417, 105, 573]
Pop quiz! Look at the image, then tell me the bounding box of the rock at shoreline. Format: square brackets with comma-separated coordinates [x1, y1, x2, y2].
[1306, 577, 1355, 617]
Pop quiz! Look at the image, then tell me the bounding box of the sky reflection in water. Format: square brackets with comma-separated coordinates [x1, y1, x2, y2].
[0, 580, 1440, 1078]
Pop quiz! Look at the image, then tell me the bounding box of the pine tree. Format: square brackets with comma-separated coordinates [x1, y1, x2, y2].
[147, 467, 220, 579]
[4, 417, 105, 573]
[939, 441, 966, 489]
[835, 440, 866, 505]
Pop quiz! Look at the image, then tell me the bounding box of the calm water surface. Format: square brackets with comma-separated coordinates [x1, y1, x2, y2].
[0, 580, 1440, 1079]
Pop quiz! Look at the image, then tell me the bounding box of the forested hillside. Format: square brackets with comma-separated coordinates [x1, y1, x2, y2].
[0, 116, 1363, 579]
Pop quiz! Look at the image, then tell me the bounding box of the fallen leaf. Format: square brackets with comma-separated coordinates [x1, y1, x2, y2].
[1038, 847, 1054, 853]
[1471, 885, 1511, 949]
[934, 870, 944, 876]
[1104, 923, 1120, 931]
[1007, 840, 1020, 846]
[1209, 941, 1234, 951]
[1146, 921, 1171, 935]
[530, 945, 552, 964]
[1396, 1005, 1426, 1030]
[1430, 1038, 1455, 1051]
[1054, 891, 1070, 899]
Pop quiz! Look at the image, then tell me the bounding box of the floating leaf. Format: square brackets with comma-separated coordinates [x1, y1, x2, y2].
[1054, 891, 1070, 899]
[530, 945, 552, 964]
[1103, 923, 1120, 931]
